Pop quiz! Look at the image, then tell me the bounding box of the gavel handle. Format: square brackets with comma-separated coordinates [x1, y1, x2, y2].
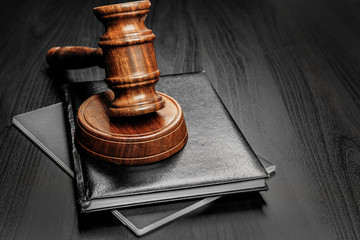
[46, 46, 104, 69]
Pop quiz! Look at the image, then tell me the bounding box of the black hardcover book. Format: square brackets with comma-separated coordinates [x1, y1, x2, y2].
[64, 72, 269, 212]
[12, 102, 275, 236]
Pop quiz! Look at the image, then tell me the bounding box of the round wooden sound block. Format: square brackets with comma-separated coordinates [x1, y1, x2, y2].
[75, 90, 188, 165]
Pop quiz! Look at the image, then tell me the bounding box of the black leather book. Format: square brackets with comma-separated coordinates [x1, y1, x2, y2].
[12, 102, 275, 236]
[63, 72, 269, 212]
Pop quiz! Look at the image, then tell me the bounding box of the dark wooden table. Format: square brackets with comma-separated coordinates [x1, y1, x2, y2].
[1, 0, 360, 239]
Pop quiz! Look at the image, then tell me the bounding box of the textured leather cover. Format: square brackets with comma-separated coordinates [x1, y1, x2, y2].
[12, 102, 275, 235]
[63, 72, 268, 212]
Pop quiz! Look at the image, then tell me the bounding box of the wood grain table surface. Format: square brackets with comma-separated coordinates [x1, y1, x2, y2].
[1, 0, 360, 239]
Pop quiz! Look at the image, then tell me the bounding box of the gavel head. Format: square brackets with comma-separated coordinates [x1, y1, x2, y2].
[93, 0, 165, 117]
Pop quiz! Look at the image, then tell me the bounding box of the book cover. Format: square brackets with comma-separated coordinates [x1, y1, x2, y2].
[13, 102, 276, 236]
[64, 72, 269, 212]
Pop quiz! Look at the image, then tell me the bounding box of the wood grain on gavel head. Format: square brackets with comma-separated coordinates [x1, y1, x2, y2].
[46, 0, 165, 117]
[93, 0, 165, 117]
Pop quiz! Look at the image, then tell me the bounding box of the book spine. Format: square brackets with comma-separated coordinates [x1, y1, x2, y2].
[62, 85, 91, 210]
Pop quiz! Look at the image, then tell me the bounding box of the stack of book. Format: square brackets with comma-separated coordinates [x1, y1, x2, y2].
[13, 72, 275, 236]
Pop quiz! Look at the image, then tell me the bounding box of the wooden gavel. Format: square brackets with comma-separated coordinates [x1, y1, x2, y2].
[47, 0, 165, 117]
[47, 1, 188, 165]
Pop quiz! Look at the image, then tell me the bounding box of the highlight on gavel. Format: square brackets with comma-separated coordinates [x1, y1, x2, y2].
[47, 0, 188, 165]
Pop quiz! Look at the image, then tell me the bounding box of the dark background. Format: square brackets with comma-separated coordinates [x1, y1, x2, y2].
[1, 0, 360, 239]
